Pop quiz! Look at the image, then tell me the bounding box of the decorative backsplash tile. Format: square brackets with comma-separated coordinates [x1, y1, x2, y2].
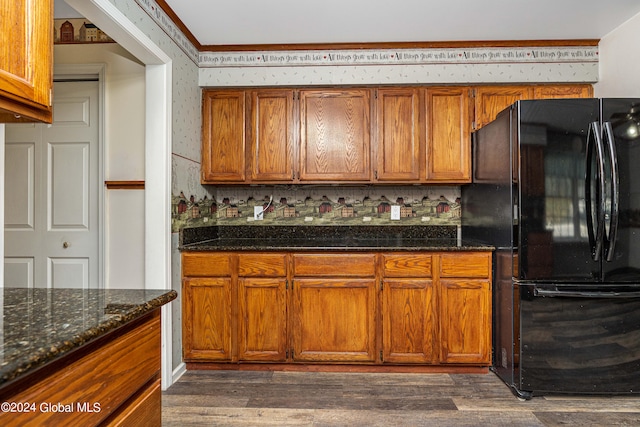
[172, 185, 460, 232]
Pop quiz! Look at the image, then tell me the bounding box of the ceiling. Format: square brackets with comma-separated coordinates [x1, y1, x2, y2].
[56, 0, 640, 48]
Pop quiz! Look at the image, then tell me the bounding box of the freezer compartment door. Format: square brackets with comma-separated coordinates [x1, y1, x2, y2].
[518, 283, 640, 396]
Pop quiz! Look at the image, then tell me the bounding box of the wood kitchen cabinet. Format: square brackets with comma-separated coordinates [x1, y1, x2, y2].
[182, 250, 493, 368]
[438, 252, 492, 364]
[381, 254, 436, 363]
[299, 89, 372, 182]
[0, 311, 162, 427]
[474, 86, 533, 130]
[182, 253, 233, 361]
[425, 87, 473, 183]
[291, 254, 377, 362]
[201, 90, 246, 183]
[474, 84, 594, 129]
[248, 89, 296, 182]
[201, 84, 591, 184]
[532, 84, 593, 99]
[237, 253, 288, 361]
[0, 0, 53, 123]
[374, 88, 421, 182]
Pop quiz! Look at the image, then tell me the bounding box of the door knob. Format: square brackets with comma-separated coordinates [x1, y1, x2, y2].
[63, 242, 70, 249]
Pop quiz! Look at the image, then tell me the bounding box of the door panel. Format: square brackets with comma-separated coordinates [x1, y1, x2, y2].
[5, 81, 99, 288]
[602, 98, 640, 280]
[517, 99, 600, 282]
[4, 141, 35, 229]
[49, 257, 89, 289]
[4, 257, 34, 287]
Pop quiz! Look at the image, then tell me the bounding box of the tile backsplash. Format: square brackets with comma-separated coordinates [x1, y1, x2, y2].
[172, 185, 460, 232]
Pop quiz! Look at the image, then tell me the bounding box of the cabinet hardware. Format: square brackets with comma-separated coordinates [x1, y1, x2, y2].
[380, 350, 383, 362]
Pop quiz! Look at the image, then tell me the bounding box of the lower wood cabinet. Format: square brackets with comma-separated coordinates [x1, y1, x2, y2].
[292, 254, 377, 362]
[439, 253, 492, 364]
[238, 253, 288, 361]
[0, 312, 162, 427]
[182, 278, 233, 361]
[381, 253, 436, 364]
[182, 252, 233, 361]
[182, 250, 492, 367]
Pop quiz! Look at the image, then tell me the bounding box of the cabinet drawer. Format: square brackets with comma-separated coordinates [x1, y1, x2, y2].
[381, 254, 433, 277]
[292, 254, 376, 277]
[238, 253, 287, 277]
[182, 252, 232, 277]
[440, 252, 491, 278]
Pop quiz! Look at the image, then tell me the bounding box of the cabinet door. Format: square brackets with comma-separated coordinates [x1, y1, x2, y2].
[382, 279, 436, 363]
[292, 278, 376, 362]
[474, 86, 533, 129]
[182, 278, 232, 361]
[299, 89, 371, 182]
[238, 278, 288, 361]
[533, 84, 593, 99]
[439, 279, 491, 364]
[425, 87, 472, 182]
[248, 89, 295, 182]
[0, 0, 53, 123]
[375, 88, 421, 182]
[201, 90, 246, 183]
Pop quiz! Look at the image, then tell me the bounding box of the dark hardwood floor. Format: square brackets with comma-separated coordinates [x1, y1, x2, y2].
[163, 370, 640, 426]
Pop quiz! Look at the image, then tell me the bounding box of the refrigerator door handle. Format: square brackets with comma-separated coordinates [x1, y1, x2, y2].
[603, 121, 619, 262]
[534, 288, 640, 299]
[585, 121, 606, 261]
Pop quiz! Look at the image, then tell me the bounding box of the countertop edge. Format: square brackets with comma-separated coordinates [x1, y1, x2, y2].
[0, 289, 177, 388]
[180, 245, 494, 252]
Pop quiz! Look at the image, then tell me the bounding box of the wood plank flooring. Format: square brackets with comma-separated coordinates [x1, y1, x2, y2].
[162, 370, 640, 426]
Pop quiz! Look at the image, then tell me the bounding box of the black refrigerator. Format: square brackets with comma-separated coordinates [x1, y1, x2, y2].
[462, 98, 640, 399]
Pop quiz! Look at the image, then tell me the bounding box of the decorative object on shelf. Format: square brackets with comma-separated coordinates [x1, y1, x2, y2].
[54, 19, 115, 44]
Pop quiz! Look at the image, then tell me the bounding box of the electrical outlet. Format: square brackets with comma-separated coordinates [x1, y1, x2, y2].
[391, 205, 401, 220]
[254, 206, 264, 220]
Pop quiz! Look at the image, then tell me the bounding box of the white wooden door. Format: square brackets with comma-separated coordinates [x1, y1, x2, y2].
[4, 81, 100, 289]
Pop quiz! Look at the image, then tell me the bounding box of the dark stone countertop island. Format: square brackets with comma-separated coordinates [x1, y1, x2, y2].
[0, 288, 177, 388]
[180, 225, 494, 252]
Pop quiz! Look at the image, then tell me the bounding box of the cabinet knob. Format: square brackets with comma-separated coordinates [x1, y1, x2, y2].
[63, 241, 70, 249]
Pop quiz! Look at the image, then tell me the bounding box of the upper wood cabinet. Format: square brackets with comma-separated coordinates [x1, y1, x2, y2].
[374, 88, 421, 182]
[201, 84, 592, 184]
[201, 90, 246, 182]
[299, 89, 371, 182]
[248, 89, 296, 182]
[533, 84, 593, 99]
[425, 87, 472, 183]
[474, 84, 594, 129]
[474, 86, 533, 130]
[0, 0, 53, 123]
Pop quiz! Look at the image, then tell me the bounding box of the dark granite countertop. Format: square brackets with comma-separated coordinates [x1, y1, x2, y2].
[0, 288, 177, 388]
[179, 225, 493, 252]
